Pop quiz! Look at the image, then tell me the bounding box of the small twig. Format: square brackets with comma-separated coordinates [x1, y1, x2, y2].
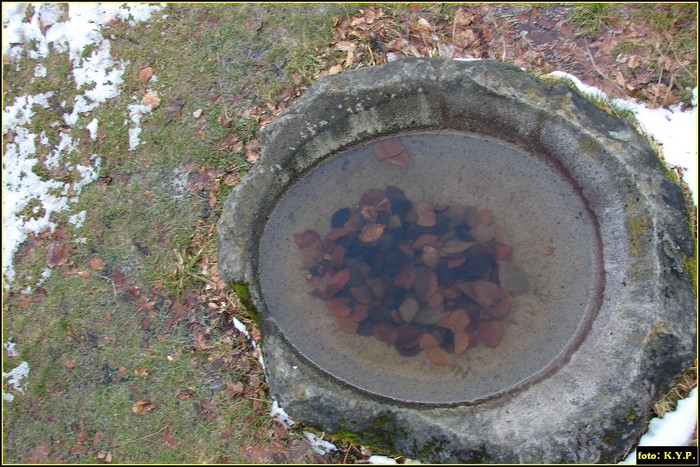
[215, 52, 231, 121]
[584, 40, 608, 80]
[342, 443, 353, 464]
[83, 269, 117, 297]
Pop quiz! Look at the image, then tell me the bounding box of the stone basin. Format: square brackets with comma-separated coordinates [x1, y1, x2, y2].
[217, 58, 695, 463]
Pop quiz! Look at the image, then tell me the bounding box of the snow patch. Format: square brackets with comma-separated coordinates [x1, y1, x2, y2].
[128, 103, 154, 150]
[3, 361, 30, 399]
[86, 118, 99, 140]
[620, 388, 698, 463]
[4, 342, 18, 357]
[69, 210, 87, 229]
[270, 399, 296, 428]
[544, 71, 697, 204]
[303, 432, 338, 455]
[33, 63, 47, 78]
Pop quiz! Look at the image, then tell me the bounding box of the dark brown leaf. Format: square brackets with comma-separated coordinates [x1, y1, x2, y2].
[45, 241, 68, 268]
[225, 381, 245, 398]
[221, 133, 243, 152]
[163, 98, 185, 124]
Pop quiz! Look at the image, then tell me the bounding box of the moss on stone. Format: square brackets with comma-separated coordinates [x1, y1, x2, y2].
[231, 281, 259, 325]
[627, 214, 650, 257]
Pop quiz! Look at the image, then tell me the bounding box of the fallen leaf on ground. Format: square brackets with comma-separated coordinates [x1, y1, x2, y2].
[138, 65, 154, 84]
[88, 256, 105, 270]
[142, 92, 160, 108]
[245, 139, 261, 163]
[93, 430, 105, 448]
[131, 400, 155, 415]
[163, 424, 180, 450]
[163, 98, 185, 124]
[225, 381, 245, 398]
[221, 133, 243, 152]
[45, 241, 68, 268]
[69, 443, 90, 455]
[96, 450, 112, 463]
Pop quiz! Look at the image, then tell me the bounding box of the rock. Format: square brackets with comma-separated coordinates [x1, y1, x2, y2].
[498, 262, 529, 293]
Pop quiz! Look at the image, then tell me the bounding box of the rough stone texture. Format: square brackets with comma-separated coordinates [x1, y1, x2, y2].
[218, 58, 696, 463]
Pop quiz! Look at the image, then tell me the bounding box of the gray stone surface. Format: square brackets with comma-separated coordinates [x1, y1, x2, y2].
[217, 58, 696, 463]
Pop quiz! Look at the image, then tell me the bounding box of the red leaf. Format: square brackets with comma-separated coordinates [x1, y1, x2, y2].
[479, 320, 504, 348]
[163, 424, 181, 450]
[325, 299, 352, 317]
[493, 241, 513, 261]
[374, 138, 410, 166]
[427, 347, 453, 366]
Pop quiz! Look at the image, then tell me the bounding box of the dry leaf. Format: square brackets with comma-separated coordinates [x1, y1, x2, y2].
[245, 139, 260, 163]
[96, 450, 112, 463]
[225, 381, 245, 398]
[163, 424, 180, 450]
[70, 444, 90, 455]
[93, 430, 105, 448]
[413, 201, 436, 227]
[325, 299, 352, 317]
[479, 320, 504, 348]
[454, 9, 477, 26]
[89, 256, 105, 270]
[63, 356, 76, 369]
[138, 66, 154, 84]
[45, 241, 68, 268]
[373, 138, 410, 167]
[163, 98, 185, 124]
[177, 389, 196, 400]
[359, 223, 385, 242]
[328, 64, 343, 75]
[24, 443, 51, 463]
[427, 347, 453, 366]
[131, 400, 156, 415]
[77, 271, 90, 278]
[134, 368, 148, 378]
[221, 133, 243, 152]
[76, 428, 89, 443]
[142, 92, 160, 108]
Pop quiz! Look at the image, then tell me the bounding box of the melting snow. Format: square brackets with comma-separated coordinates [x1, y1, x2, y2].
[3, 361, 30, 402]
